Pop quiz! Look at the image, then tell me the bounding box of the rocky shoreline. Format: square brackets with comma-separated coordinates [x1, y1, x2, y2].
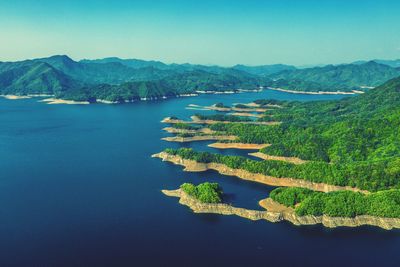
[152, 152, 369, 193]
[266, 87, 364, 95]
[162, 135, 237, 143]
[208, 142, 270, 149]
[248, 152, 308, 164]
[163, 189, 400, 230]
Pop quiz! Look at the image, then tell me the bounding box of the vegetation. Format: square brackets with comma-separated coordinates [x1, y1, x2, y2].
[164, 147, 399, 192]
[214, 102, 228, 108]
[270, 187, 400, 218]
[194, 114, 252, 122]
[2, 55, 400, 100]
[209, 78, 400, 166]
[267, 61, 400, 91]
[171, 123, 200, 131]
[234, 104, 248, 109]
[180, 182, 223, 203]
[163, 77, 400, 195]
[233, 64, 296, 76]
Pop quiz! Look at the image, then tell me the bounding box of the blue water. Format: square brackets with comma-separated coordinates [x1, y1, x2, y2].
[0, 90, 399, 267]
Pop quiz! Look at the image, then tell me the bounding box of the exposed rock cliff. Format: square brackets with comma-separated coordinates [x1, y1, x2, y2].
[163, 189, 400, 230]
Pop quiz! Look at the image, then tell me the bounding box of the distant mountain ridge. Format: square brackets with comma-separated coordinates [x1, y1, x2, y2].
[268, 61, 400, 91]
[1, 55, 400, 102]
[352, 59, 400, 68]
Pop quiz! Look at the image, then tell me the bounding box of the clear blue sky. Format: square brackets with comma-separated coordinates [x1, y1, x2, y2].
[1, 0, 399, 66]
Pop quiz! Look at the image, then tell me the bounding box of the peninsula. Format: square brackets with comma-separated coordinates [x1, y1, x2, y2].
[155, 76, 400, 229]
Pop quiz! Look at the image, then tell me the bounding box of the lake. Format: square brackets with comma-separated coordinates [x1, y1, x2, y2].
[0, 90, 399, 267]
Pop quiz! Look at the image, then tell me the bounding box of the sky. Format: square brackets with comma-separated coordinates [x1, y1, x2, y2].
[1, 0, 400, 66]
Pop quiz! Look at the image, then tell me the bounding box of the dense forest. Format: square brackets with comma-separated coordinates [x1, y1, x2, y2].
[194, 114, 252, 122]
[267, 61, 400, 91]
[163, 76, 400, 193]
[164, 147, 397, 192]
[209, 77, 400, 165]
[180, 182, 223, 203]
[270, 187, 400, 218]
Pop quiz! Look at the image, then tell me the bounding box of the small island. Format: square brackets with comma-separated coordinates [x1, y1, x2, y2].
[180, 182, 223, 203]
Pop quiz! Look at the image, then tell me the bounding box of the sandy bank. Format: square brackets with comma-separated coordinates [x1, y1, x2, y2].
[161, 116, 279, 126]
[188, 104, 268, 113]
[162, 189, 400, 230]
[40, 98, 90, 105]
[162, 135, 237, 143]
[208, 143, 270, 150]
[0, 95, 32, 100]
[266, 87, 363, 95]
[152, 152, 368, 193]
[162, 127, 215, 135]
[249, 152, 308, 164]
[234, 102, 282, 109]
[229, 112, 264, 118]
[190, 116, 280, 126]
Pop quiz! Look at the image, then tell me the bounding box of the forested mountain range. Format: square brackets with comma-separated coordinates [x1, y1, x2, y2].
[267, 61, 400, 91]
[0, 55, 399, 102]
[352, 59, 400, 68]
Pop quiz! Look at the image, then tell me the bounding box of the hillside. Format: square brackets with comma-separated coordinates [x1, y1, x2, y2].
[80, 57, 169, 70]
[58, 70, 263, 102]
[353, 59, 400, 68]
[1, 55, 400, 100]
[0, 61, 78, 95]
[233, 64, 296, 76]
[268, 61, 400, 91]
[35, 55, 174, 84]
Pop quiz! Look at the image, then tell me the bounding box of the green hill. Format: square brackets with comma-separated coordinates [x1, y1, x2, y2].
[0, 61, 78, 95]
[1, 55, 400, 99]
[233, 64, 296, 76]
[268, 61, 400, 91]
[58, 69, 262, 102]
[34, 55, 174, 84]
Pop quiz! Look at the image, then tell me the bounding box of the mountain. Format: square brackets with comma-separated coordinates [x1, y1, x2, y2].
[80, 57, 169, 70]
[34, 55, 173, 84]
[0, 61, 78, 95]
[268, 61, 400, 91]
[232, 64, 296, 76]
[81, 57, 245, 75]
[1, 55, 400, 100]
[352, 59, 400, 68]
[58, 69, 263, 102]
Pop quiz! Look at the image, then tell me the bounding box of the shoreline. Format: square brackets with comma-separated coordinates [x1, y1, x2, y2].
[160, 116, 280, 126]
[249, 152, 308, 164]
[152, 152, 368, 193]
[266, 87, 364, 95]
[162, 135, 237, 143]
[187, 104, 269, 113]
[208, 142, 270, 150]
[162, 189, 400, 230]
[0, 94, 54, 100]
[228, 112, 264, 118]
[162, 127, 215, 135]
[40, 98, 90, 105]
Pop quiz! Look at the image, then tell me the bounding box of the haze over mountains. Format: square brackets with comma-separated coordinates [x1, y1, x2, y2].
[0, 55, 399, 103]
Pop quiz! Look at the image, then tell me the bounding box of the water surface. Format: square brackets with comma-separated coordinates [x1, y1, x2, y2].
[0, 90, 398, 267]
